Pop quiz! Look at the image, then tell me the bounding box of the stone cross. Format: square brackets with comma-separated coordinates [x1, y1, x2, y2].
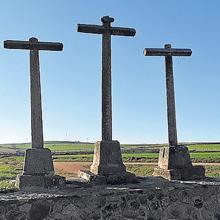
[4, 37, 63, 149]
[4, 37, 65, 190]
[144, 44, 192, 146]
[77, 16, 136, 141]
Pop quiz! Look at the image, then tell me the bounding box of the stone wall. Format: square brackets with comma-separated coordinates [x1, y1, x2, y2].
[0, 177, 220, 220]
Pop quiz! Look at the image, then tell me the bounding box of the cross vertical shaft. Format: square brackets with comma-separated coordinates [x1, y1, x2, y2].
[165, 44, 178, 146]
[30, 38, 44, 148]
[77, 16, 135, 141]
[144, 44, 192, 147]
[102, 17, 113, 141]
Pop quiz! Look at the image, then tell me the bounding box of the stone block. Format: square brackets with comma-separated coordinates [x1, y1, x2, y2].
[78, 140, 138, 184]
[158, 145, 192, 169]
[90, 140, 126, 175]
[78, 170, 138, 184]
[17, 174, 65, 191]
[153, 145, 205, 180]
[23, 148, 54, 175]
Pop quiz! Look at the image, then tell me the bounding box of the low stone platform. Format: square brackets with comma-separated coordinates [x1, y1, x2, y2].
[78, 170, 138, 184]
[0, 177, 220, 219]
[17, 175, 66, 191]
[153, 145, 205, 180]
[18, 148, 66, 190]
[79, 140, 138, 184]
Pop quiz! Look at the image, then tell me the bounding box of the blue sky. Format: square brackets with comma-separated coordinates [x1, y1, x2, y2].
[0, 0, 220, 144]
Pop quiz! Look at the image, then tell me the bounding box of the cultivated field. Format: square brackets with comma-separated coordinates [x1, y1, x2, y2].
[0, 142, 220, 190]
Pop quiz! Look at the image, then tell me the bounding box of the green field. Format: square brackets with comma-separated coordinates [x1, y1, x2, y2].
[0, 143, 94, 151]
[0, 155, 219, 190]
[188, 144, 220, 151]
[53, 152, 220, 163]
[1, 142, 220, 152]
[0, 142, 220, 190]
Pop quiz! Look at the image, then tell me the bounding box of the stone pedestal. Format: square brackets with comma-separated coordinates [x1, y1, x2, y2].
[78, 140, 138, 184]
[153, 145, 205, 180]
[17, 148, 65, 190]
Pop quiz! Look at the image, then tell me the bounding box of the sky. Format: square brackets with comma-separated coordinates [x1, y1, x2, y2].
[0, 0, 220, 144]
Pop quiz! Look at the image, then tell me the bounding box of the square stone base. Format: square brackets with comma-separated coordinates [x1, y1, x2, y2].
[23, 148, 54, 175]
[153, 166, 205, 181]
[153, 145, 205, 180]
[78, 170, 138, 185]
[78, 140, 138, 184]
[90, 140, 126, 175]
[17, 174, 66, 191]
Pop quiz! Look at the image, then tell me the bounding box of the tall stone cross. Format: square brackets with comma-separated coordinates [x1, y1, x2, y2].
[4, 37, 65, 189]
[144, 44, 205, 180]
[144, 44, 192, 146]
[77, 16, 136, 141]
[4, 37, 63, 149]
[77, 16, 137, 184]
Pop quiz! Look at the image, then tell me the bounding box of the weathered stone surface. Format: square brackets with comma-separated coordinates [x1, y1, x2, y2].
[153, 146, 205, 180]
[144, 44, 204, 181]
[78, 169, 137, 185]
[18, 148, 66, 191]
[0, 177, 220, 219]
[77, 16, 135, 141]
[23, 148, 54, 175]
[79, 140, 138, 184]
[4, 37, 65, 191]
[77, 17, 137, 184]
[4, 37, 63, 150]
[17, 174, 65, 191]
[158, 145, 192, 169]
[90, 140, 126, 175]
[144, 44, 191, 147]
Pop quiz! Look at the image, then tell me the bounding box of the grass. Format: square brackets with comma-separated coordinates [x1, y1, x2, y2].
[0, 154, 220, 190]
[52, 153, 159, 162]
[205, 165, 220, 177]
[46, 144, 94, 151]
[126, 164, 220, 178]
[0, 144, 220, 190]
[1, 142, 220, 153]
[190, 152, 220, 163]
[4, 143, 94, 151]
[0, 156, 23, 190]
[53, 154, 93, 162]
[0, 156, 23, 179]
[188, 144, 220, 151]
[53, 152, 220, 163]
[0, 180, 16, 190]
[126, 164, 155, 176]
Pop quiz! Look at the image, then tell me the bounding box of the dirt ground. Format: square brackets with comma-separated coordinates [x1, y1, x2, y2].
[54, 162, 91, 175]
[54, 162, 220, 176]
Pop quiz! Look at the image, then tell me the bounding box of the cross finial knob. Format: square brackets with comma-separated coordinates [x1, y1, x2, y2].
[29, 37, 38, 43]
[165, 44, 171, 49]
[101, 16, 114, 24]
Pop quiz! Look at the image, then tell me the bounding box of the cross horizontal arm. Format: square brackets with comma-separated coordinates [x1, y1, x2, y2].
[144, 48, 192, 56]
[77, 24, 106, 34]
[77, 24, 136, 36]
[4, 40, 63, 51]
[110, 27, 136, 36]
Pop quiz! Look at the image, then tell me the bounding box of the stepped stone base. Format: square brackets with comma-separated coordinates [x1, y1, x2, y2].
[17, 174, 66, 191]
[153, 166, 205, 181]
[153, 145, 205, 180]
[18, 148, 66, 190]
[78, 170, 138, 184]
[78, 140, 138, 184]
